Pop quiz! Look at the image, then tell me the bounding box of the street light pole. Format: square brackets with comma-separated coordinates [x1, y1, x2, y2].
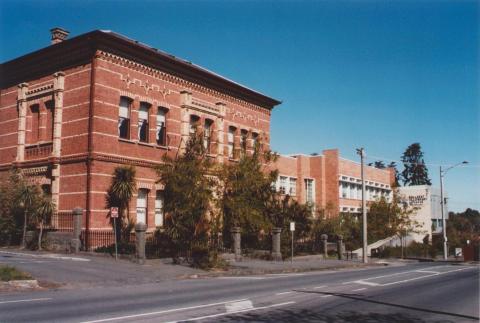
[357, 148, 368, 264]
[439, 161, 468, 261]
[439, 166, 447, 260]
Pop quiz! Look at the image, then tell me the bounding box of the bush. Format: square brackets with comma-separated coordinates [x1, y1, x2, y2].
[0, 265, 32, 281]
[94, 242, 135, 255]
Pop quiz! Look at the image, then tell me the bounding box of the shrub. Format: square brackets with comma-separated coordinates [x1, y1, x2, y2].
[0, 265, 32, 281]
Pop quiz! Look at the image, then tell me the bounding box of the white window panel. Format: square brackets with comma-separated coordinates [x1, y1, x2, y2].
[289, 178, 297, 196]
[136, 189, 148, 224]
[155, 191, 164, 227]
[119, 97, 130, 118]
[138, 103, 149, 120]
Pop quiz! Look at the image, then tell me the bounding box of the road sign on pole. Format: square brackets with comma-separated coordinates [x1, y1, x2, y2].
[110, 207, 119, 260]
[290, 222, 295, 264]
[110, 207, 119, 218]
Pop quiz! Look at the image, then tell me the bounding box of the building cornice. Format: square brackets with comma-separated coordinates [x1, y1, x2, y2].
[0, 30, 281, 110]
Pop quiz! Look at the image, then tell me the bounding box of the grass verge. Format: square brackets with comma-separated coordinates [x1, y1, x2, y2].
[0, 265, 32, 281]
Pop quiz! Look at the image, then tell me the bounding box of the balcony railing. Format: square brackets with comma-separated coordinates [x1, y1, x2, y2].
[25, 143, 53, 159]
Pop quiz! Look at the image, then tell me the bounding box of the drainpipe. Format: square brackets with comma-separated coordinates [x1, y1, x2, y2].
[86, 44, 98, 250]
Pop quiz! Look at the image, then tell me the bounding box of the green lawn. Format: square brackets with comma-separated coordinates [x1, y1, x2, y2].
[0, 265, 32, 281]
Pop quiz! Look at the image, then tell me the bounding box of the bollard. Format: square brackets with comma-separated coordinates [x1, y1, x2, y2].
[271, 227, 282, 261]
[70, 207, 83, 253]
[231, 227, 242, 261]
[337, 234, 344, 260]
[135, 222, 147, 265]
[321, 234, 328, 260]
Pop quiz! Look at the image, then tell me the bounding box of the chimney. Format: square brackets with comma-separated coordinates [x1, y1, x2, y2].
[50, 27, 69, 45]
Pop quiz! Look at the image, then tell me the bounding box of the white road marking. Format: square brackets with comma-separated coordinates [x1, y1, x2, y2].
[353, 280, 380, 286]
[0, 251, 90, 262]
[352, 288, 366, 292]
[313, 285, 326, 289]
[218, 276, 265, 280]
[81, 298, 249, 323]
[416, 270, 440, 274]
[320, 295, 333, 298]
[275, 291, 294, 295]
[343, 265, 477, 287]
[381, 267, 475, 286]
[225, 300, 253, 313]
[0, 298, 52, 305]
[164, 301, 295, 323]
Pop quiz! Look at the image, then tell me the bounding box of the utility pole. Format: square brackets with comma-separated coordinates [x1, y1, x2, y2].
[439, 161, 468, 261]
[439, 166, 447, 260]
[357, 148, 368, 264]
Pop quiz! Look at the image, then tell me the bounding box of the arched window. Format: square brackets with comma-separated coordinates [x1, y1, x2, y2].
[204, 119, 213, 153]
[138, 102, 150, 142]
[118, 97, 131, 139]
[156, 108, 167, 146]
[136, 189, 148, 224]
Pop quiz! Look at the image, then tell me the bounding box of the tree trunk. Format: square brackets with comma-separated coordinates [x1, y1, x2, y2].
[38, 222, 44, 251]
[21, 209, 28, 249]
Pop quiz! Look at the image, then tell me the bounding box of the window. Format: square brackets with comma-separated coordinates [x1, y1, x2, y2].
[252, 132, 259, 151]
[156, 108, 167, 146]
[349, 184, 356, 199]
[189, 115, 199, 137]
[29, 104, 40, 143]
[341, 183, 348, 198]
[204, 119, 213, 153]
[305, 179, 314, 204]
[136, 189, 148, 224]
[138, 102, 150, 142]
[240, 130, 248, 156]
[227, 126, 236, 158]
[279, 176, 287, 194]
[155, 191, 164, 227]
[289, 178, 297, 196]
[45, 100, 54, 141]
[118, 97, 131, 139]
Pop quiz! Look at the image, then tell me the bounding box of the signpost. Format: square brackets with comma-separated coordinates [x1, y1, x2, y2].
[290, 222, 295, 264]
[110, 207, 119, 261]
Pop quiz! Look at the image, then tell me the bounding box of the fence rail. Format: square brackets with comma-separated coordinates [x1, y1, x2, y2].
[45, 211, 74, 232]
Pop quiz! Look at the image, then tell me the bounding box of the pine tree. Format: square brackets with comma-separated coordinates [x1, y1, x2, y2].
[401, 143, 432, 186]
[387, 161, 400, 187]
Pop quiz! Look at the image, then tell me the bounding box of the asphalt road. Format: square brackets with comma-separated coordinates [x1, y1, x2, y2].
[0, 259, 478, 322]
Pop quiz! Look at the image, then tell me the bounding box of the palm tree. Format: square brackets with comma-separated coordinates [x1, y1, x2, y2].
[35, 195, 55, 250]
[18, 184, 39, 249]
[106, 166, 136, 242]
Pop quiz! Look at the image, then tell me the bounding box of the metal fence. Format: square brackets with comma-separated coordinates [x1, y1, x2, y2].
[45, 211, 74, 232]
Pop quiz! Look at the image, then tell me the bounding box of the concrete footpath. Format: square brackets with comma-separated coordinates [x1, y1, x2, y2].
[0, 248, 407, 290]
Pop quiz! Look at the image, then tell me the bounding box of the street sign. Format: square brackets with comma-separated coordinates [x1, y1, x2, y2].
[455, 248, 462, 257]
[110, 207, 119, 218]
[290, 222, 295, 232]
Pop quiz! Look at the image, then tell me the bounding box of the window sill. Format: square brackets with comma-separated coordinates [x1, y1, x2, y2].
[155, 144, 169, 150]
[118, 138, 136, 144]
[138, 141, 155, 148]
[228, 158, 239, 163]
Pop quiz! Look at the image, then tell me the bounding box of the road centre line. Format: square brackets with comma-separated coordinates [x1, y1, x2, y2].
[275, 291, 294, 295]
[320, 295, 333, 298]
[416, 270, 440, 274]
[0, 298, 52, 305]
[352, 288, 367, 291]
[81, 298, 250, 323]
[381, 267, 475, 286]
[164, 301, 296, 323]
[343, 265, 476, 285]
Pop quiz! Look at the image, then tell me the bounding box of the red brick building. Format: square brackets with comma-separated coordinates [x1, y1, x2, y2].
[0, 28, 280, 242]
[274, 150, 396, 216]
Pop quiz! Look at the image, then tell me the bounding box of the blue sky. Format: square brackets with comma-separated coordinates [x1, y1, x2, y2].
[1, 0, 478, 212]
